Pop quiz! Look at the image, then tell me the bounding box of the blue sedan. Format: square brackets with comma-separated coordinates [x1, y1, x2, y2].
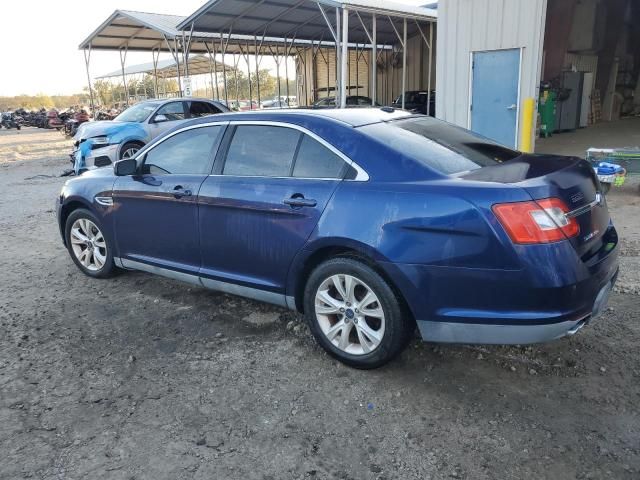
[56, 108, 619, 368]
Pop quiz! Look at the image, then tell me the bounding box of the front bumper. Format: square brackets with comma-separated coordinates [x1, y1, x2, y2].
[71, 144, 118, 173]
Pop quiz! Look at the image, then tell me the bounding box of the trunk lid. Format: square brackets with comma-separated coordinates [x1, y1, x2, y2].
[463, 154, 610, 256]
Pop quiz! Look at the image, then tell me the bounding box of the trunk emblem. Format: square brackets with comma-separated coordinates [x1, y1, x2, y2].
[583, 230, 600, 242]
[570, 192, 584, 204]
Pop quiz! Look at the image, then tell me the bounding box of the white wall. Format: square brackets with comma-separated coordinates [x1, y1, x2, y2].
[436, 0, 547, 147]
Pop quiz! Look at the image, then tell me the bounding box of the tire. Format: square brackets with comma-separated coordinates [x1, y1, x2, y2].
[119, 141, 144, 160]
[64, 208, 116, 278]
[303, 257, 414, 369]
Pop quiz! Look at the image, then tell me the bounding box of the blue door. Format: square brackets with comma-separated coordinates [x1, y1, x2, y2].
[197, 124, 347, 295]
[471, 49, 520, 148]
[112, 125, 223, 273]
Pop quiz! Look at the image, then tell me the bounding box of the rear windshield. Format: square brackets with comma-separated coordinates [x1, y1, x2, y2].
[360, 116, 520, 175]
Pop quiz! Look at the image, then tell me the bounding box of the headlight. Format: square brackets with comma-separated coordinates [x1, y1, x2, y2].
[91, 135, 109, 146]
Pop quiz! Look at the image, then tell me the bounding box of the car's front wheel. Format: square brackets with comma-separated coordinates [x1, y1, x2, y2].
[119, 141, 143, 160]
[304, 257, 414, 369]
[65, 208, 115, 278]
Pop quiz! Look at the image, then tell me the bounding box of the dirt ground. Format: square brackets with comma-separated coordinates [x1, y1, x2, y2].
[1, 128, 639, 480]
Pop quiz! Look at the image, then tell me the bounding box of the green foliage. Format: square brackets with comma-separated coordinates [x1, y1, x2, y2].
[0, 93, 90, 111]
[93, 76, 179, 106]
[214, 68, 295, 101]
[0, 70, 296, 111]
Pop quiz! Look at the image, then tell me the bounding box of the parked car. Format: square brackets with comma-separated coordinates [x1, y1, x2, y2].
[262, 96, 298, 109]
[57, 108, 618, 369]
[311, 96, 380, 108]
[71, 98, 228, 174]
[392, 90, 436, 116]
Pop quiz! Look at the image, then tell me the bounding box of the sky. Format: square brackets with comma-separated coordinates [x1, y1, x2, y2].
[0, 0, 432, 97]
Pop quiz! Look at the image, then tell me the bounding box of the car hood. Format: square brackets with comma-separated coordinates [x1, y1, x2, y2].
[75, 120, 136, 141]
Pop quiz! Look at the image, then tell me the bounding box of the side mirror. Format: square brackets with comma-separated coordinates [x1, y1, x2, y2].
[153, 114, 168, 123]
[114, 158, 138, 176]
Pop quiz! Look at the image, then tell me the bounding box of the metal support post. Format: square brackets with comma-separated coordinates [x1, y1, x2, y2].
[152, 48, 160, 98]
[335, 8, 341, 106]
[83, 47, 96, 118]
[340, 8, 349, 108]
[219, 32, 230, 104]
[371, 15, 377, 104]
[119, 46, 128, 106]
[402, 18, 407, 110]
[427, 22, 433, 116]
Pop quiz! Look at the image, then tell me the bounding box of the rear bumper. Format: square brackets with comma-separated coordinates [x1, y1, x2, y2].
[416, 316, 590, 344]
[415, 268, 617, 344]
[381, 234, 619, 345]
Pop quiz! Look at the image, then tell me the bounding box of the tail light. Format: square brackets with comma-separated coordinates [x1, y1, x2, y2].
[492, 198, 579, 244]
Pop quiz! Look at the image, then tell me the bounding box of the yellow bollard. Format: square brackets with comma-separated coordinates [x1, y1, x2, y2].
[519, 97, 535, 153]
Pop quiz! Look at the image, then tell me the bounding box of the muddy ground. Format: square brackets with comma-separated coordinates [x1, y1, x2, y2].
[1, 128, 639, 480]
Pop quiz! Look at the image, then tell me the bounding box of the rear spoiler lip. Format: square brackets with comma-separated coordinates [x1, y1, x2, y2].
[459, 154, 584, 184]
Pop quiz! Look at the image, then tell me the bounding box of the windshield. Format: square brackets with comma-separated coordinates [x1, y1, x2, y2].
[360, 116, 520, 175]
[114, 102, 160, 123]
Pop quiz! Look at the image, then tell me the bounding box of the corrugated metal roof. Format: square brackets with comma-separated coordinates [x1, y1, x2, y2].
[96, 59, 176, 79]
[176, 0, 436, 45]
[95, 55, 233, 80]
[79, 8, 360, 54]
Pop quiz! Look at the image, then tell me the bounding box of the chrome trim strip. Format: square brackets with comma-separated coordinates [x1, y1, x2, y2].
[114, 257, 290, 309]
[416, 317, 589, 344]
[94, 196, 114, 206]
[566, 194, 602, 219]
[133, 121, 230, 159]
[285, 295, 297, 311]
[200, 277, 288, 308]
[226, 120, 369, 181]
[120, 258, 202, 286]
[132, 119, 369, 182]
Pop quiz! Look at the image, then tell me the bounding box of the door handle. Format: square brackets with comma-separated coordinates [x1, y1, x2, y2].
[507, 104, 517, 110]
[283, 196, 317, 208]
[172, 185, 192, 199]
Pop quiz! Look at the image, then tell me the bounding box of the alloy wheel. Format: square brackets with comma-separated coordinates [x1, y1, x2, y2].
[314, 274, 386, 355]
[121, 146, 139, 159]
[70, 218, 107, 272]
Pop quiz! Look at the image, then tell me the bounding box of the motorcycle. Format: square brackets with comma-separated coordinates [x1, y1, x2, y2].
[46, 110, 65, 129]
[95, 108, 119, 121]
[0, 113, 22, 130]
[63, 109, 90, 137]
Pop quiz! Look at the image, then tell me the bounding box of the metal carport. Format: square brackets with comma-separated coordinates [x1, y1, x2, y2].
[177, 0, 437, 109]
[80, 9, 342, 111]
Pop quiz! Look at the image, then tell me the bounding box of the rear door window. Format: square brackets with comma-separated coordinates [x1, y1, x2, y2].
[292, 135, 346, 179]
[189, 101, 221, 117]
[223, 125, 300, 177]
[360, 117, 520, 175]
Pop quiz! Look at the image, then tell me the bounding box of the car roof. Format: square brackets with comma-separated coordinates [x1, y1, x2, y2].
[138, 97, 222, 105]
[185, 107, 413, 128]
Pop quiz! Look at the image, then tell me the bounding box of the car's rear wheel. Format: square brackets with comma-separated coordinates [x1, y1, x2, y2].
[65, 209, 115, 278]
[304, 257, 413, 369]
[119, 141, 143, 160]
